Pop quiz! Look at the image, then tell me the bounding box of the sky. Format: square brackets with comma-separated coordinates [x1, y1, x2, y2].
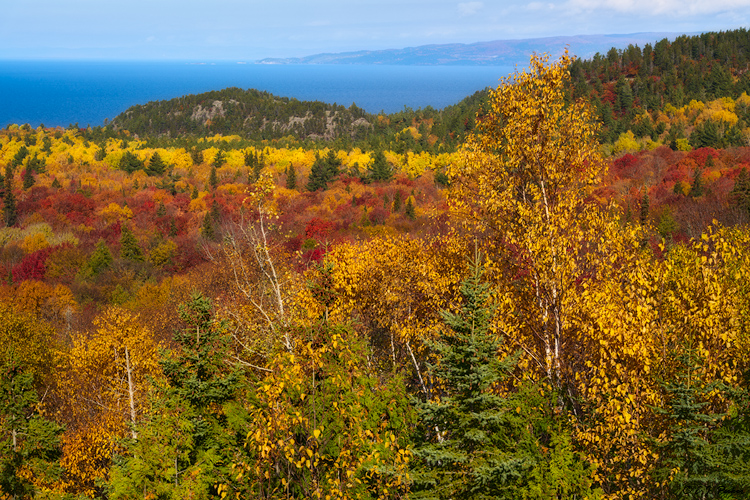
[2, 0, 750, 61]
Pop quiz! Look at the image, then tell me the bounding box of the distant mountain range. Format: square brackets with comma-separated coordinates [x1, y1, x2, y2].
[256, 33, 692, 66]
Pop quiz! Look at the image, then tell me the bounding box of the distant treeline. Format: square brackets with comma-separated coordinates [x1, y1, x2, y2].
[109, 28, 750, 153]
[569, 28, 750, 144]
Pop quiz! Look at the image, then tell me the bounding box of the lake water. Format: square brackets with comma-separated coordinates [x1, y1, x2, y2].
[0, 61, 512, 128]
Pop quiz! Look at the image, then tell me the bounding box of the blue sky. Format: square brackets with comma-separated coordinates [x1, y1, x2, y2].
[2, 0, 750, 60]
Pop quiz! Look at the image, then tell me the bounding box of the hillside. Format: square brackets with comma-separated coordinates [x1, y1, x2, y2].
[6, 28, 750, 500]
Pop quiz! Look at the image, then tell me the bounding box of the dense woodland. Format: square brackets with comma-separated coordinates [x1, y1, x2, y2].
[4, 28, 750, 500]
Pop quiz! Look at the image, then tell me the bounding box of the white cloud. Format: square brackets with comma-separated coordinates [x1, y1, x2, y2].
[458, 1, 484, 16]
[526, 2, 556, 10]
[568, 0, 750, 15]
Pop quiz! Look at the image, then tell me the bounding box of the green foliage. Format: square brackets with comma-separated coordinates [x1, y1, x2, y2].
[119, 150, 144, 173]
[86, 239, 114, 276]
[306, 151, 341, 191]
[410, 258, 598, 499]
[10, 146, 28, 168]
[657, 209, 679, 240]
[691, 166, 705, 198]
[367, 150, 393, 182]
[120, 226, 144, 262]
[0, 356, 64, 499]
[732, 167, 750, 217]
[405, 196, 416, 220]
[233, 322, 412, 499]
[209, 165, 218, 190]
[109, 293, 242, 500]
[145, 151, 166, 176]
[285, 165, 297, 190]
[392, 190, 403, 212]
[652, 349, 750, 499]
[3, 166, 17, 227]
[212, 150, 225, 168]
[22, 167, 34, 190]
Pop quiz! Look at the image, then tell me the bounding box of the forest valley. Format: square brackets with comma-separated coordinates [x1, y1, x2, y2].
[4, 33, 750, 500]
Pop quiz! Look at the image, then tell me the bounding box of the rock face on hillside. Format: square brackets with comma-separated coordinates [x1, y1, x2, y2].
[112, 87, 372, 140]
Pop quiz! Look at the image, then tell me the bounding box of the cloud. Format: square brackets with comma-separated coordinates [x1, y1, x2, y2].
[568, 0, 750, 15]
[526, 2, 556, 10]
[458, 1, 484, 16]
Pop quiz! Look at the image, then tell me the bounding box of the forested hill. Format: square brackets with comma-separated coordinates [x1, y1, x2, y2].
[111, 88, 373, 142]
[569, 28, 750, 145]
[111, 86, 489, 152]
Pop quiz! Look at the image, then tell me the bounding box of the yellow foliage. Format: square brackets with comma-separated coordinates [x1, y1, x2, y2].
[99, 202, 134, 223]
[148, 239, 177, 267]
[322, 234, 468, 368]
[20, 231, 50, 254]
[188, 192, 209, 212]
[0, 302, 58, 383]
[402, 151, 434, 177]
[613, 130, 641, 154]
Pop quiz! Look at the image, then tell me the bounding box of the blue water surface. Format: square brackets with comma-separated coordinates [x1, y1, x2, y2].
[0, 61, 511, 128]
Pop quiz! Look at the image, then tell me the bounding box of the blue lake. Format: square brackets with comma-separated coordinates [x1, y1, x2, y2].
[0, 61, 512, 128]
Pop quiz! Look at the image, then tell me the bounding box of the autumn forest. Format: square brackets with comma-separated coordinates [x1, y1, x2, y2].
[4, 29, 750, 500]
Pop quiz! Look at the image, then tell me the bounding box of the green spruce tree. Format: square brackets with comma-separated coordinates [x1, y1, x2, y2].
[22, 168, 34, 190]
[410, 257, 597, 499]
[109, 293, 242, 500]
[0, 356, 64, 499]
[367, 150, 393, 182]
[405, 196, 416, 220]
[120, 226, 144, 262]
[145, 151, 166, 176]
[3, 167, 17, 227]
[286, 165, 297, 190]
[209, 165, 218, 190]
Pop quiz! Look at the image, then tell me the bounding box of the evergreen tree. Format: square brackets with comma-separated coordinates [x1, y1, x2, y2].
[285, 165, 297, 189]
[405, 196, 416, 220]
[0, 356, 64, 499]
[691, 167, 705, 198]
[209, 165, 218, 190]
[3, 167, 17, 227]
[731, 167, 750, 217]
[22, 167, 34, 190]
[307, 153, 330, 191]
[87, 239, 113, 276]
[119, 150, 144, 174]
[94, 145, 106, 161]
[325, 149, 342, 177]
[640, 188, 650, 226]
[145, 151, 166, 176]
[392, 190, 403, 212]
[120, 226, 144, 262]
[651, 349, 747, 499]
[410, 258, 597, 499]
[190, 147, 203, 165]
[213, 150, 225, 168]
[27, 154, 44, 174]
[368, 150, 393, 182]
[10, 146, 28, 168]
[109, 293, 242, 499]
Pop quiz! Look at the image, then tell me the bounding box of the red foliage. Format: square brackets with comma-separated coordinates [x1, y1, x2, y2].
[368, 206, 389, 225]
[305, 217, 335, 242]
[52, 192, 96, 225]
[687, 147, 720, 165]
[12, 247, 54, 282]
[610, 153, 639, 179]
